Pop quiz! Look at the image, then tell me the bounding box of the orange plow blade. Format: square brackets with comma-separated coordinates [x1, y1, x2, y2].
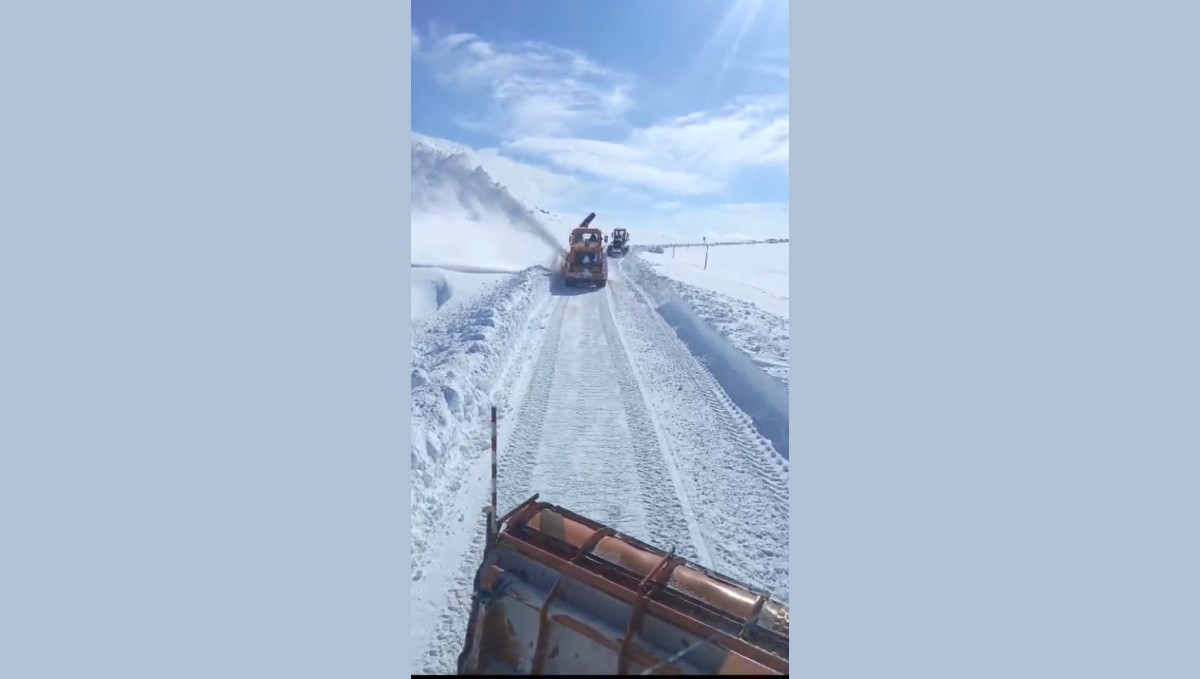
[457, 496, 789, 675]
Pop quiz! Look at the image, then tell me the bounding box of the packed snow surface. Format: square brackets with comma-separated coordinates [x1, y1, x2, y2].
[409, 134, 790, 674]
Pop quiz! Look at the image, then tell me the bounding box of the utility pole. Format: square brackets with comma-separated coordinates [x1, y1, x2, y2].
[703, 236, 708, 270]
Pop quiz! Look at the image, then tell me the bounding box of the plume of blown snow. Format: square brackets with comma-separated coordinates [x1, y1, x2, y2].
[412, 137, 566, 271]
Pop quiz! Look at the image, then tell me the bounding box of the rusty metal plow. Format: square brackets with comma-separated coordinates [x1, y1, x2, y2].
[456, 493, 789, 675]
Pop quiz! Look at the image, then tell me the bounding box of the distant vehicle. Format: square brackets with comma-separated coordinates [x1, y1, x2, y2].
[766, 238, 780, 243]
[606, 227, 630, 257]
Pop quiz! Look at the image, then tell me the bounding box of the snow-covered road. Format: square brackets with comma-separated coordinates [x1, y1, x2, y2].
[411, 259, 789, 674]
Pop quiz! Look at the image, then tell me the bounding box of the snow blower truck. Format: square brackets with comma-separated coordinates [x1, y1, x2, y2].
[561, 212, 608, 288]
[607, 227, 630, 257]
[456, 411, 790, 675]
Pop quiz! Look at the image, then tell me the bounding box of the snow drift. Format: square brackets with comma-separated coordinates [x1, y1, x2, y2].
[624, 261, 790, 460]
[411, 267, 515, 324]
[629, 244, 791, 391]
[411, 266, 550, 497]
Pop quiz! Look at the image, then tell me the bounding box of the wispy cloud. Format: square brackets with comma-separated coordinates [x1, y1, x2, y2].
[413, 24, 788, 204]
[415, 31, 632, 137]
[505, 136, 721, 196]
[630, 96, 789, 173]
[504, 96, 788, 197]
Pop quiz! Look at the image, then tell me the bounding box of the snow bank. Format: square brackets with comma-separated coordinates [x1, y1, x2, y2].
[623, 265, 790, 459]
[410, 267, 511, 324]
[410, 265, 550, 530]
[411, 267, 450, 323]
[626, 244, 791, 390]
[409, 134, 570, 324]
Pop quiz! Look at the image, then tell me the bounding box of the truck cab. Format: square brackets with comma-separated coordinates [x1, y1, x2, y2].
[569, 228, 604, 247]
[561, 212, 609, 288]
[562, 227, 607, 288]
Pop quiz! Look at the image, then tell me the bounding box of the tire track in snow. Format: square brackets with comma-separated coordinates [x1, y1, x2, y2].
[606, 264, 791, 601]
[600, 280, 715, 568]
[494, 298, 565, 513]
[415, 264, 790, 671]
[497, 289, 700, 563]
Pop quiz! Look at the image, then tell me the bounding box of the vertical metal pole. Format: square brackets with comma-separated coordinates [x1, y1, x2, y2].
[704, 245, 709, 270]
[489, 406, 498, 547]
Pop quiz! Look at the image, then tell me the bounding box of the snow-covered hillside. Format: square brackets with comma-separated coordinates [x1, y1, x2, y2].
[409, 133, 791, 674]
[410, 135, 578, 326]
[411, 134, 568, 271]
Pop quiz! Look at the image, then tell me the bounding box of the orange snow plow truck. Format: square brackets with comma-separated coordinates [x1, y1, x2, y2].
[456, 494, 790, 675]
[560, 212, 608, 288]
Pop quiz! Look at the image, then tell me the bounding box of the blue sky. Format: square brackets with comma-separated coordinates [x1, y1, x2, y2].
[412, 0, 789, 239]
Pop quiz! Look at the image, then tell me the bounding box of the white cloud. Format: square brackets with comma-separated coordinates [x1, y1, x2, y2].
[629, 96, 789, 173]
[506, 136, 721, 196]
[420, 32, 632, 137]
[413, 29, 787, 201]
[503, 96, 788, 197]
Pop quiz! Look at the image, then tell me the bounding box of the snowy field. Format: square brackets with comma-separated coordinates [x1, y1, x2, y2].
[630, 243, 791, 390]
[409, 134, 790, 673]
[638, 243, 789, 317]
